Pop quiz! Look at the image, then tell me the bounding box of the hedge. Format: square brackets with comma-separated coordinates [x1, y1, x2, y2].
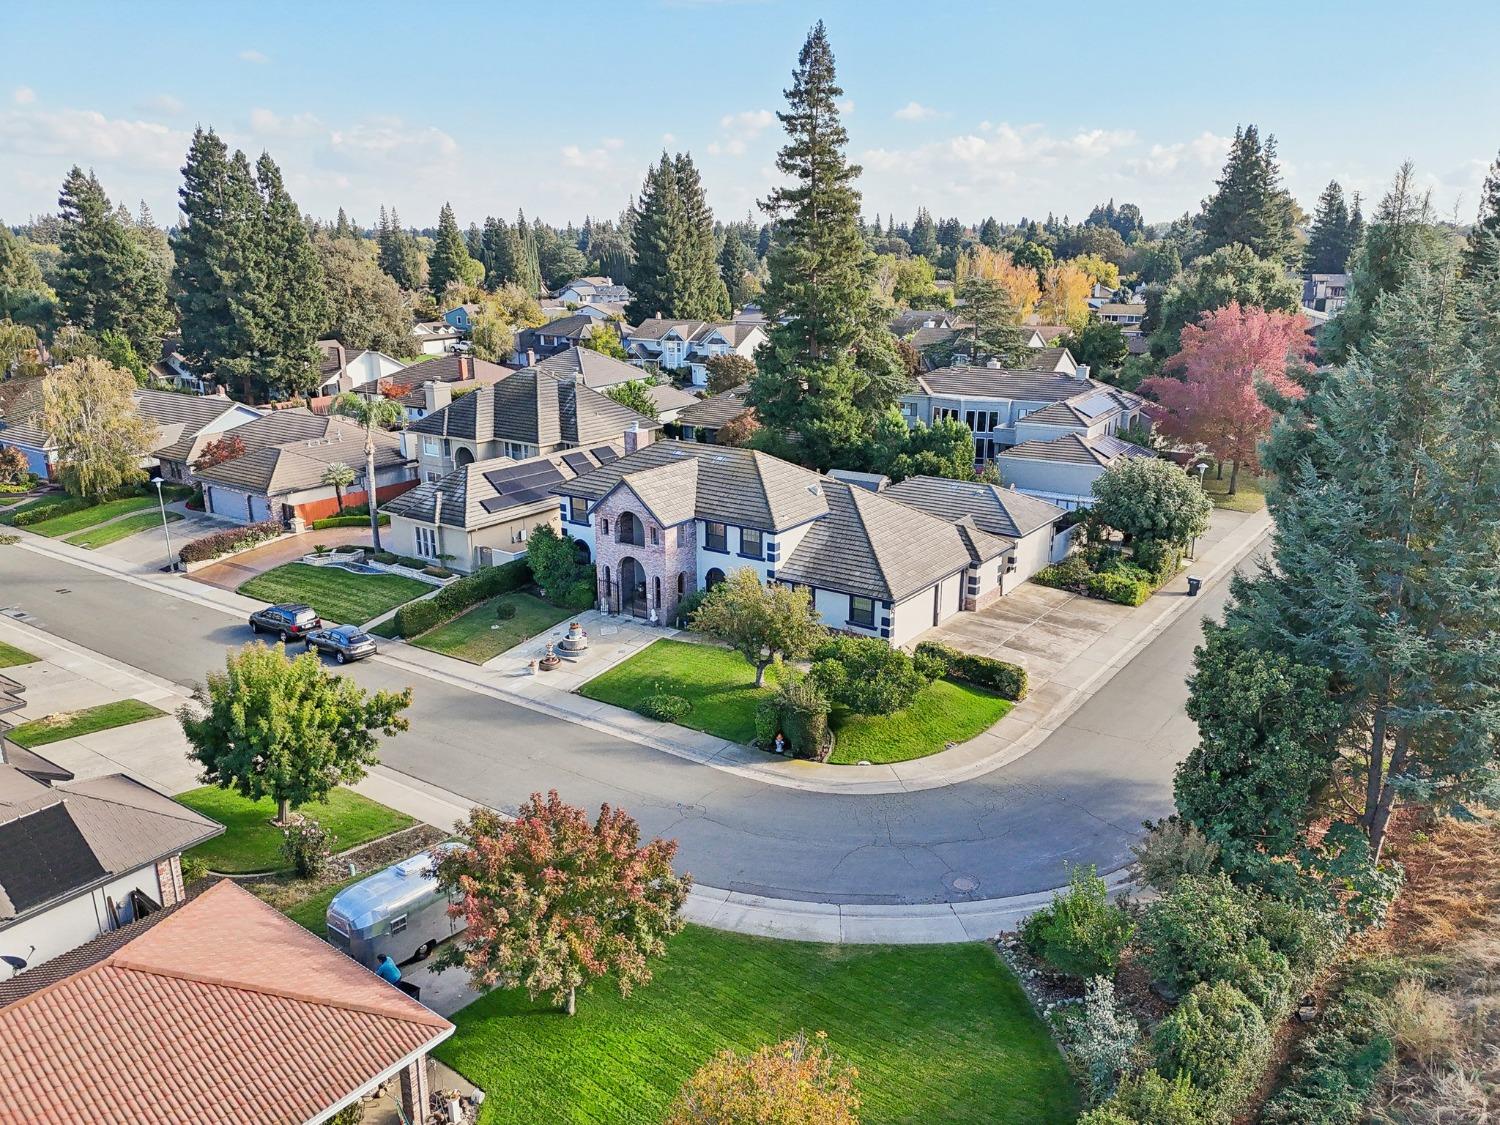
[13, 496, 96, 527]
[310, 514, 389, 530]
[913, 641, 1028, 701]
[179, 519, 281, 564]
[391, 558, 531, 637]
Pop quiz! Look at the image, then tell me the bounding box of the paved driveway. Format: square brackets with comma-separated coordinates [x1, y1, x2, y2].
[91, 506, 229, 572]
[189, 526, 373, 592]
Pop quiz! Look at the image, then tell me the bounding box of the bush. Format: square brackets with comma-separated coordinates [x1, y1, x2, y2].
[13, 495, 95, 526]
[1151, 981, 1271, 1112]
[179, 853, 209, 885]
[279, 813, 334, 878]
[179, 519, 281, 563]
[1064, 976, 1139, 1103]
[642, 693, 692, 723]
[391, 557, 531, 637]
[810, 635, 931, 715]
[1259, 989, 1393, 1125]
[1257, 896, 1343, 979]
[422, 565, 454, 578]
[495, 600, 517, 621]
[675, 587, 708, 627]
[310, 513, 389, 530]
[913, 641, 1028, 700]
[1086, 569, 1152, 606]
[1079, 1069, 1228, 1125]
[1034, 555, 1093, 590]
[753, 672, 830, 759]
[1021, 864, 1134, 979]
[1135, 873, 1259, 999]
[1129, 817, 1220, 893]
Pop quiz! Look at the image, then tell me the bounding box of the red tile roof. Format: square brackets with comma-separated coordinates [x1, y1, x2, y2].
[0, 880, 452, 1124]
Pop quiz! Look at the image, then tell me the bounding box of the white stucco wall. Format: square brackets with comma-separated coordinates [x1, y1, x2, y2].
[1001, 527, 1058, 594]
[994, 457, 1104, 508]
[2, 863, 164, 971]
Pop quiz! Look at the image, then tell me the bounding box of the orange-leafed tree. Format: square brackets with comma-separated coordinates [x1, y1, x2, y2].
[193, 433, 246, 470]
[666, 1031, 861, 1125]
[1141, 301, 1312, 495]
[435, 791, 690, 1015]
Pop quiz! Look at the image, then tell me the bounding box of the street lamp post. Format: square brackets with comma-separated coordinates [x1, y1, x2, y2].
[151, 476, 176, 573]
[1190, 462, 1209, 559]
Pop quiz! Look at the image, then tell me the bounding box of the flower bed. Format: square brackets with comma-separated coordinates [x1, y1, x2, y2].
[180, 519, 282, 566]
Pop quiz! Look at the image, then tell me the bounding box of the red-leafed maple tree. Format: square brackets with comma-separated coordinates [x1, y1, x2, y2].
[1141, 301, 1312, 495]
[435, 790, 690, 1015]
[193, 433, 246, 470]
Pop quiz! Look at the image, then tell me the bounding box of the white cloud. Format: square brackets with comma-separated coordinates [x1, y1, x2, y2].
[12, 87, 35, 106]
[661, 132, 676, 146]
[838, 99, 855, 115]
[239, 49, 268, 64]
[893, 101, 937, 121]
[141, 93, 184, 115]
[719, 109, 774, 135]
[707, 138, 747, 157]
[249, 107, 322, 138]
[560, 142, 619, 171]
[325, 118, 458, 168]
[1126, 131, 1229, 176]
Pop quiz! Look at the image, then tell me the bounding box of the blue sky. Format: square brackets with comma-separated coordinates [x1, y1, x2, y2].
[4, 0, 1497, 232]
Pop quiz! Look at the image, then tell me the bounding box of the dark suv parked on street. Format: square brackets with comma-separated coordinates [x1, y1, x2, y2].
[249, 603, 322, 641]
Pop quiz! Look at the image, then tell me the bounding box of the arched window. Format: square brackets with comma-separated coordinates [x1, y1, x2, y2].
[653, 576, 661, 608]
[617, 511, 644, 547]
[706, 567, 726, 589]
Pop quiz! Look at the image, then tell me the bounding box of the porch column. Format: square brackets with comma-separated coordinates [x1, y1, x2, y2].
[398, 1055, 431, 1122]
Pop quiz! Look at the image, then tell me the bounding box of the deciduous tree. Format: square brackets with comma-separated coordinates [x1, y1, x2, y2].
[1148, 244, 1301, 361]
[691, 567, 824, 685]
[177, 641, 412, 823]
[1037, 262, 1093, 329]
[435, 792, 689, 1015]
[666, 1031, 860, 1125]
[41, 356, 154, 499]
[602, 378, 657, 417]
[1088, 456, 1212, 570]
[582, 324, 629, 360]
[193, 433, 246, 471]
[314, 232, 411, 357]
[704, 352, 755, 394]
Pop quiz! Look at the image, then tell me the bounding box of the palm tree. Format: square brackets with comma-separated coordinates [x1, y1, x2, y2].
[330, 392, 405, 551]
[321, 461, 356, 513]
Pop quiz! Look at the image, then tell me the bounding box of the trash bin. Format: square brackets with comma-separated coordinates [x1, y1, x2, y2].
[1186, 576, 1202, 597]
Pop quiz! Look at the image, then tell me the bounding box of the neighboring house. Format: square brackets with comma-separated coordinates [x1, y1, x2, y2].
[384, 442, 623, 572]
[359, 354, 513, 423]
[531, 345, 646, 390]
[575, 302, 628, 322]
[733, 304, 767, 325]
[514, 314, 616, 364]
[316, 341, 407, 395]
[676, 383, 752, 444]
[411, 319, 462, 355]
[442, 303, 483, 334]
[889, 309, 962, 338]
[188, 411, 414, 528]
[402, 367, 660, 481]
[622, 318, 767, 387]
[0, 375, 54, 479]
[134, 388, 262, 482]
[1022, 325, 1071, 348]
[1303, 273, 1350, 313]
[555, 276, 631, 305]
[147, 351, 214, 395]
[552, 440, 1015, 645]
[1096, 302, 1147, 335]
[0, 879, 454, 1125]
[882, 476, 1072, 596]
[1087, 281, 1118, 307]
[642, 383, 700, 425]
[995, 432, 1156, 510]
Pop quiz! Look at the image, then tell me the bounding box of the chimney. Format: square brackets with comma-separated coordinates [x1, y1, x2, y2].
[1075, 363, 1091, 381]
[624, 421, 641, 454]
[424, 380, 452, 414]
[655, 311, 662, 319]
[457, 354, 472, 379]
[526, 348, 536, 368]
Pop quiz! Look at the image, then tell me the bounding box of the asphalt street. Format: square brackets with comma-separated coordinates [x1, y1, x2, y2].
[0, 539, 1264, 905]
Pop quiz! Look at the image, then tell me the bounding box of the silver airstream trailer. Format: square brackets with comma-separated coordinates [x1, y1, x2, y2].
[326, 843, 467, 967]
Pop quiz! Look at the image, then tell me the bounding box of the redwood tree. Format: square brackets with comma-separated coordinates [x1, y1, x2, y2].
[436, 792, 690, 1015]
[1141, 301, 1311, 494]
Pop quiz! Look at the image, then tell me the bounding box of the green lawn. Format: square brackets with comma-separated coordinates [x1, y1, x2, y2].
[176, 785, 415, 874]
[64, 509, 182, 549]
[410, 592, 572, 664]
[580, 639, 1009, 763]
[1202, 467, 1268, 512]
[0, 493, 68, 526]
[284, 870, 366, 933]
[436, 924, 1078, 1125]
[25, 494, 159, 537]
[237, 562, 430, 625]
[0, 640, 38, 669]
[6, 698, 165, 748]
[829, 680, 1011, 765]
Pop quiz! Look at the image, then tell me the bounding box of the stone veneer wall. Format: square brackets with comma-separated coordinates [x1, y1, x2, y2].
[592, 489, 696, 625]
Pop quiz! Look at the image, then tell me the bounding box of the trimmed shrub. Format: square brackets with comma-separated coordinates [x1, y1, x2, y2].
[310, 513, 389, 530]
[179, 519, 281, 563]
[642, 694, 691, 723]
[422, 565, 454, 578]
[913, 641, 1028, 700]
[1151, 980, 1272, 1112]
[1021, 864, 1134, 979]
[1257, 897, 1344, 978]
[391, 558, 531, 637]
[1087, 569, 1152, 606]
[810, 635, 930, 715]
[1135, 873, 1259, 999]
[1259, 989, 1393, 1125]
[1034, 555, 1092, 590]
[495, 600, 517, 621]
[1079, 1069, 1228, 1125]
[753, 672, 830, 759]
[13, 495, 95, 526]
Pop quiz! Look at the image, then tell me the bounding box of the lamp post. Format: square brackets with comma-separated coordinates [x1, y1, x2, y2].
[150, 476, 176, 573]
[1189, 462, 1209, 560]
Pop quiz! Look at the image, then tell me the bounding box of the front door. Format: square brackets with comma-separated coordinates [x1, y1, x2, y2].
[620, 557, 648, 619]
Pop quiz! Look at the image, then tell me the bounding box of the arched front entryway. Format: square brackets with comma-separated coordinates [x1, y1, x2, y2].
[616, 510, 645, 546]
[455, 447, 474, 467]
[619, 556, 649, 619]
[705, 567, 726, 589]
[573, 537, 592, 565]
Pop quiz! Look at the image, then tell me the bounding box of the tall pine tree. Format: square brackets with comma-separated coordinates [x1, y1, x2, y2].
[514, 210, 543, 296]
[250, 152, 327, 396]
[1303, 180, 1354, 274]
[428, 203, 474, 299]
[376, 206, 425, 290]
[673, 153, 730, 319]
[1463, 147, 1500, 276]
[1196, 124, 1299, 264]
[626, 154, 689, 322]
[480, 216, 520, 290]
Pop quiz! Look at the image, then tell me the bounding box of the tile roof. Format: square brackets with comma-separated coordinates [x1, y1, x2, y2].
[534, 314, 597, 339]
[555, 439, 828, 532]
[156, 406, 328, 467]
[677, 384, 750, 430]
[913, 365, 1092, 400]
[377, 354, 514, 393]
[531, 346, 643, 387]
[776, 479, 975, 602]
[998, 432, 1156, 467]
[645, 383, 699, 415]
[407, 368, 658, 447]
[0, 376, 51, 450]
[883, 475, 1067, 538]
[890, 309, 961, 336]
[625, 318, 709, 342]
[0, 880, 452, 1125]
[194, 420, 405, 496]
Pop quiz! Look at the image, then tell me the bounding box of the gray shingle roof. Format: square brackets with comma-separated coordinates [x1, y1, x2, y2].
[194, 420, 404, 496]
[624, 318, 708, 342]
[997, 433, 1155, 467]
[776, 480, 974, 602]
[407, 369, 659, 447]
[531, 346, 643, 388]
[554, 439, 828, 532]
[0, 376, 52, 450]
[534, 314, 597, 339]
[645, 383, 700, 414]
[883, 475, 1066, 538]
[913, 365, 1092, 400]
[677, 384, 750, 430]
[156, 407, 330, 467]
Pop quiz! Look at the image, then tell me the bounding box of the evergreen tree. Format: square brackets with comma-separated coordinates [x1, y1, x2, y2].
[1196, 124, 1298, 263]
[480, 216, 520, 290]
[1463, 147, 1500, 276]
[1304, 181, 1353, 274]
[673, 152, 731, 319]
[749, 22, 888, 470]
[250, 153, 327, 396]
[718, 231, 755, 309]
[627, 154, 688, 321]
[909, 208, 938, 259]
[334, 207, 352, 238]
[515, 210, 543, 296]
[428, 202, 473, 298]
[978, 216, 1002, 249]
[376, 206, 425, 290]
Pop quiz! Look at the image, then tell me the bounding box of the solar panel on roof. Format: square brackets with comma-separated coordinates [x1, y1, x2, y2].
[561, 451, 594, 473]
[482, 462, 565, 499]
[594, 447, 619, 464]
[1074, 392, 1118, 419]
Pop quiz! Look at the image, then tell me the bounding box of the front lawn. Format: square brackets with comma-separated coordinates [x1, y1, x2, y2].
[0, 640, 38, 669]
[0, 493, 68, 526]
[579, 639, 1009, 763]
[1201, 467, 1268, 512]
[237, 562, 430, 625]
[5, 698, 165, 748]
[409, 592, 572, 664]
[64, 509, 182, 549]
[25, 494, 159, 537]
[437, 924, 1078, 1125]
[176, 785, 415, 874]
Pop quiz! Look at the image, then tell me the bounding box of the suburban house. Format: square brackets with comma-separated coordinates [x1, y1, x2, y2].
[1303, 272, 1350, 313]
[0, 879, 454, 1125]
[622, 318, 768, 386]
[0, 716, 221, 973]
[147, 351, 215, 395]
[995, 432, 1156, 509]
[575, 301, 629, 322]
[0, 375, 53, 478]
[530, 348, 700, 423]
[411, 319, 462, 355]
[442, 303, 483, 334]
[889, 309, 962, 337]
[1022, 325, 1071, 348]
[356, 353, 514, 423]
[187, 410, 414, 527]
[134, 388, 263, 481]
[384, 442, 624, 571]
[513, 314, 618, 364]
[1087, 281, 1118, 307]
[555, 276, 631, 305]
[676, 383, 752, 444]
[1096, 302, 1147, 335]
[402, 366, 660, 482]
[552, 439, 1048, 646]
[315, 341, 406, 395]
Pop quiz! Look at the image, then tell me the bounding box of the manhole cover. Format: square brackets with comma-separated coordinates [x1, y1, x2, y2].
[947, 874, 980, 894]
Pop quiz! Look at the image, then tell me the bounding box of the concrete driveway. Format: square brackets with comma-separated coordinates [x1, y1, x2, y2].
[91, 505, 229, 572]
[188, 526, 374, 592]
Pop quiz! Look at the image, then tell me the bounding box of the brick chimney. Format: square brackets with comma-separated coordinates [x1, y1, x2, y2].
[423, 380, 452, 414]
[623, 421, 641, 454]
[457, 354, 472, 379]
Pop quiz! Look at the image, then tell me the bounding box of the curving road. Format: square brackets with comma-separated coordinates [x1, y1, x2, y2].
[0, 539, 1262, 905]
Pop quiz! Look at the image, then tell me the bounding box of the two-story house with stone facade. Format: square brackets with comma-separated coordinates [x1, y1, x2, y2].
[401, 367, 660, 483]
[550, 441, 1070, 646]
[623, 317, 767, 387]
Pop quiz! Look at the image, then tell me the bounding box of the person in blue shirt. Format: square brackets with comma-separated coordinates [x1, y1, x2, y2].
[376, 955, 401, 984]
